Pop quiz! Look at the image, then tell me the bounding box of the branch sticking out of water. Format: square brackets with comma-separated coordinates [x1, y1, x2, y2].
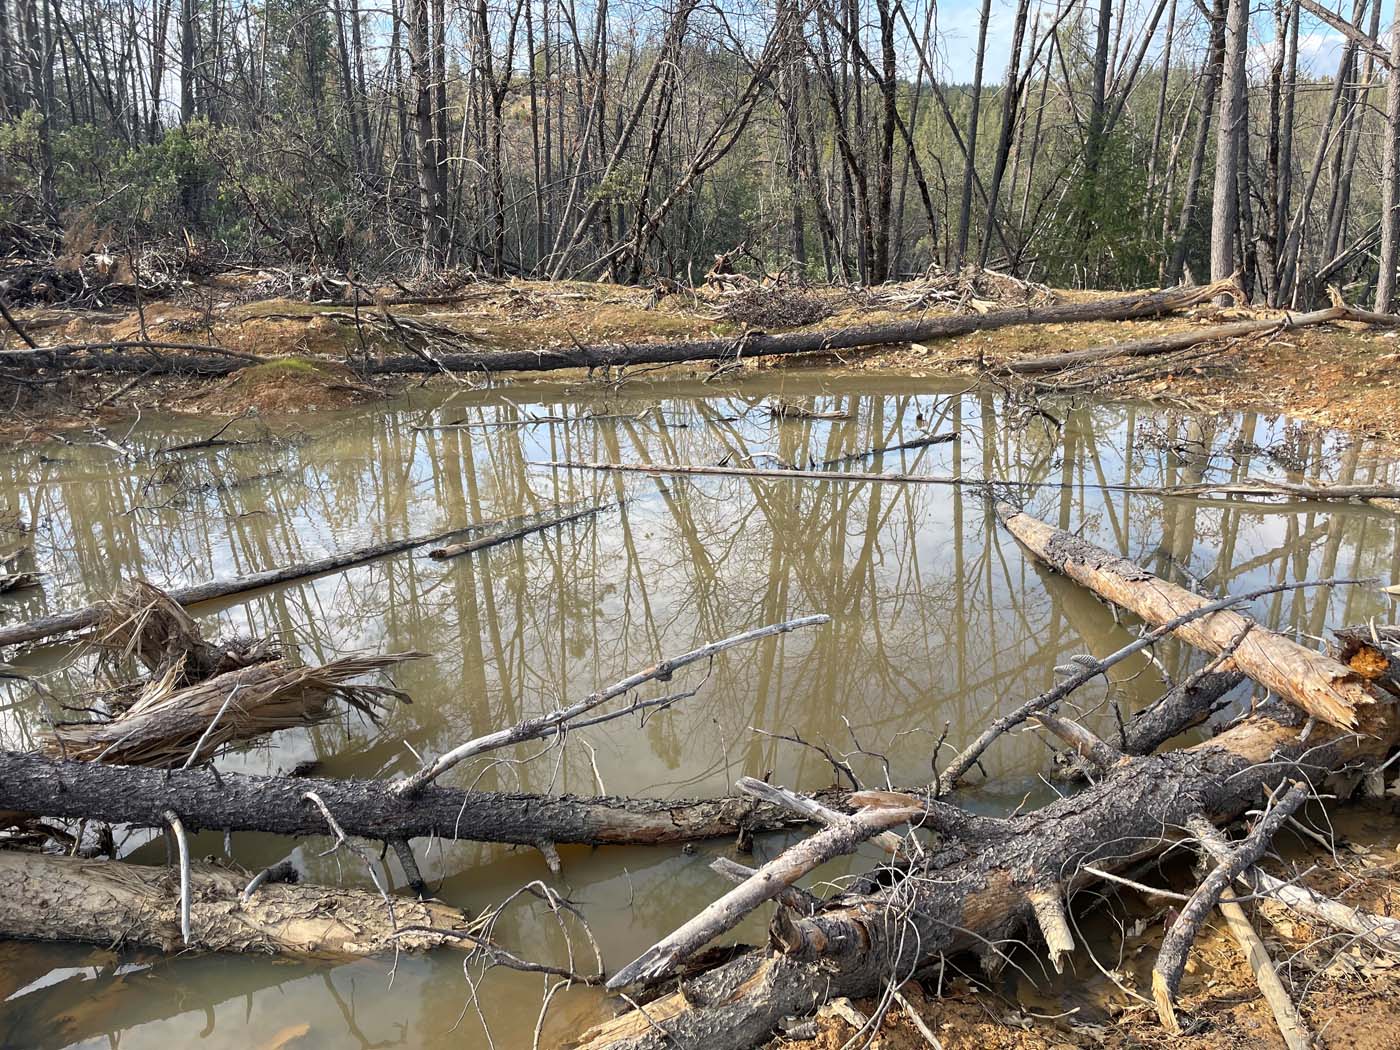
[390, 614, 831, 798]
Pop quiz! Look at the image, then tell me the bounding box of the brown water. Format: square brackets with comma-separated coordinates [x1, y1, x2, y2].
[0, 373, 1397, 1050]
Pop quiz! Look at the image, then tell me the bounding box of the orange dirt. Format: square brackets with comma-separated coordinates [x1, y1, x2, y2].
[771, 806, 1400, 1050]
[3, 275, 1399, 442]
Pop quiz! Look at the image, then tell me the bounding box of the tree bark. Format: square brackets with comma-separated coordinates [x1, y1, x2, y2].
[997, 502, 1383, 732]
[1377, 10, 1400, 310]
[1210, 0, 1247, 299]
[0, 748, 896, 847]
[0, 850, 482, 957]
[576, 707, 1397, 1049]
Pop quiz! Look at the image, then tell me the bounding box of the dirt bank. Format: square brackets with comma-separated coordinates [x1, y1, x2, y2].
[775, 804, 1400, 1050]
[3, 273, 1397, 443]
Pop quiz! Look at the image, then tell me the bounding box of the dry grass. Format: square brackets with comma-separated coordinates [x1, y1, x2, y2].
[46, 651, 425, 767]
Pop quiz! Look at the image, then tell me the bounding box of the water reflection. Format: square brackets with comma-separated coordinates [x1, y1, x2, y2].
[0, 374, 1396, 1048]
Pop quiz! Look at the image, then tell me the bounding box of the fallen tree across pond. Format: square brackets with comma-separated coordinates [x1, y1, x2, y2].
[0, 849, 481, 957]
[996, 501, 1384, 732]
[0, 748, 914, 846]
[575, 702, 1399, 1050]
[345, 280, 1237, 375]
[0, 280, 1237, 380]
[0, 503, 606, 650]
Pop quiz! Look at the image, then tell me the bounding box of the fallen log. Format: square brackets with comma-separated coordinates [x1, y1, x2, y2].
[0, 850, 479, 957]
[536, 460, 1400, 515]
[996, 501, 1383, 733]
[575, 703, 1397, 1050]
[0, 748, 909, 847]
[0, 503, 603, 650]
[0, 340, 267, 366]
[343, 280, 1236, 375]
[1005, 301, 1400, 375]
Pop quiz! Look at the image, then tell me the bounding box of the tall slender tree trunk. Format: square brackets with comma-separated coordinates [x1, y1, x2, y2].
[954, 0, 992, 265]
[179, 0, 195, 123]
[977, 0, 1030, 268]
[1377, 1, 1400, 310]
[1211, 0, 1247, 300]
[407, 0, 447, 262]
[1166, 0, 1225, 284]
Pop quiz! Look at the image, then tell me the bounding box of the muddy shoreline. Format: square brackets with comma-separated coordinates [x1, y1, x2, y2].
[4, 274, 1397, 448]
[4, 274, 1400, 1050]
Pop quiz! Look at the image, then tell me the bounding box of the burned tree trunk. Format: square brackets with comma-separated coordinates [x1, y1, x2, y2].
[576, 706, 1397, 1050]
[0, 748, 887, 846]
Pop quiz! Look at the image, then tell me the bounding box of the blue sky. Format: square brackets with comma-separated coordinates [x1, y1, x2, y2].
[922, 0, 1356, 86]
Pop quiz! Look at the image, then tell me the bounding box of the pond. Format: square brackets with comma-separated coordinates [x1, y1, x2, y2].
[0, 372, 1396, 1050]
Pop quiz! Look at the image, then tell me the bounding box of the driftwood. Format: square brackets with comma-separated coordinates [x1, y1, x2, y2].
[0, 748, 916, 846]
[1005, 301, 1400, 375]
[0, 504, 598, 650]
[575, 704, 1397, 1050]
[0, 850, 481, 957]
[997, 502, 1382, 732]
[46, 653, 421, 767]
[1151, 780, 1310, 1029]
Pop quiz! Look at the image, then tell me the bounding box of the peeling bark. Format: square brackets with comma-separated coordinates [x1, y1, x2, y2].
[997, 502, 1381, 732]
[0, 850, 479, 957]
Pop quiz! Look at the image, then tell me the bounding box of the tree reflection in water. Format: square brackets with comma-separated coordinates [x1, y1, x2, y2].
[0, 374, 1394, 1049]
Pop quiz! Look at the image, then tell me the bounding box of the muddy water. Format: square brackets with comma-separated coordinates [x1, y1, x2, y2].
[0, 373, 1397, 1050]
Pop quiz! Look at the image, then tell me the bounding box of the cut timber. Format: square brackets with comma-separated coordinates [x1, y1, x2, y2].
[0, 850, 479, 957]
[0, 748, 915, 847]
[575, 703, 1398, 1050]
[0, 504, 596, 650]
[1005, 301, 1400, 375]
[997, 502, 1380, 732]
[347, 280, 1237, 374]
